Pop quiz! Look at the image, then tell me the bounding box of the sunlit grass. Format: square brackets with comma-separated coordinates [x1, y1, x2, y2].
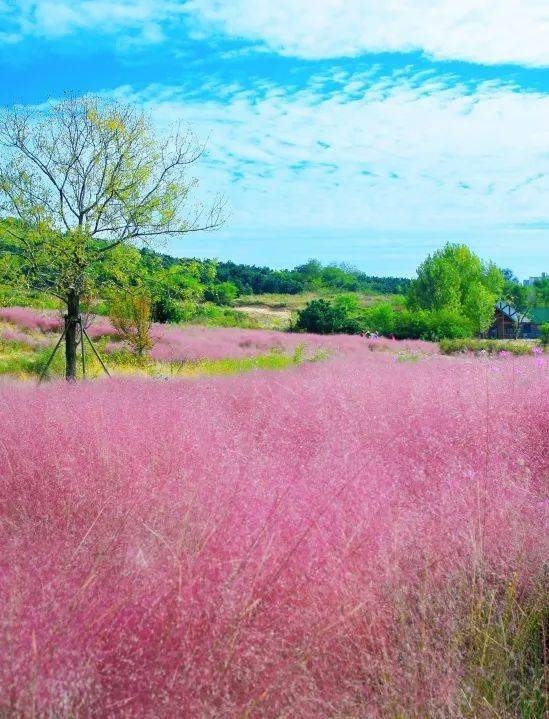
[0, 336, 325, 381]
[234, 290, 406, 312]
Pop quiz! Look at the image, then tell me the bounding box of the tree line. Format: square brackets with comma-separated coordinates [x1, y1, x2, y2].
[294, 244, 548, 339]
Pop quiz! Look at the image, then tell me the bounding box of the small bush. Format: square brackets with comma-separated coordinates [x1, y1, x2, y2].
[108, 292, 154, 359]
[361, 302, 395, 335]
[540, 323, 549, 348]
[439, 338, 536, 356]
[294, 299, 360, 334]
[393, 308, 473, 340]
[151, 295, 184, 324]
[203, 281, 239, 306]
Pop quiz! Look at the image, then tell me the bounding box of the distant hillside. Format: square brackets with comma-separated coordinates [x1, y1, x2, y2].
[141, 250, 411, 297]
[0, 218, 410, 302]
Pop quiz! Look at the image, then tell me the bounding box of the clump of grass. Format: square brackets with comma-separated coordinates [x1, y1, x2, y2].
[460, 574, 548, 718]
[393, 349, 427, 362]
[0, 345, 42, 377]
[440, 338, 540, 356]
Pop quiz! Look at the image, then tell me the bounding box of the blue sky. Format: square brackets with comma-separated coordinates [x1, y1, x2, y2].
[1, 1, 548, 278]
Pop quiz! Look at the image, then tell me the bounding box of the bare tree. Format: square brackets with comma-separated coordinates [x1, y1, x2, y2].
[0, 95, 225, 379]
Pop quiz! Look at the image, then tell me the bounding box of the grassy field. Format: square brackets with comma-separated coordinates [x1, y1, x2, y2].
[0, 307, 354, 380]
[234, 290, 406, 310]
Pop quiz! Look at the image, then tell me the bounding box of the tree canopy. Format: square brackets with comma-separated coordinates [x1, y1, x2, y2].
[408, 243, 504, 334]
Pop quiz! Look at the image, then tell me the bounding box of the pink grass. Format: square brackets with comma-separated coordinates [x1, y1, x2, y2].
[0, 328, 50, 349]
[0, 352, 547, 717]
[0, 306, 62, 333]
[148, 325, 436, 361]
[0, 307, 118, 339]
[1, 307, 438, 361]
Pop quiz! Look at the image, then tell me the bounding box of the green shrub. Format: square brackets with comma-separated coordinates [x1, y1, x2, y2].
[294, 299, 473, 339]
[293, 299, 360, 334]
[361, 302, 395, 335]
[439, 339, 536, 356]
[540, 323, 549, 348]
[393, 308, 472, 340]
[203, 281, 239, 306]
[152, 296, 184, 324]
[424, 308, 474, 340]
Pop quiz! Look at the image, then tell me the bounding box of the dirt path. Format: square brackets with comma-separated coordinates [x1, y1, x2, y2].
[233, 305, 293, 320]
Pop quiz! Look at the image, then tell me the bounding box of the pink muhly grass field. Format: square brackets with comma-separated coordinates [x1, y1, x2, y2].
[147, 324, 366, 361]
[127, 324, 435, 361]
[1, 305, 437, 361]
[0, 352, 546, 717]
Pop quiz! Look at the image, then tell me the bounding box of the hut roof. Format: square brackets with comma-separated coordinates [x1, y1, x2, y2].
[495, 300, 531, 323]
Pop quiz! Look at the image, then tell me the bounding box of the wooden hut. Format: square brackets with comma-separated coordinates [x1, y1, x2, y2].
[488, 301, 545, 339]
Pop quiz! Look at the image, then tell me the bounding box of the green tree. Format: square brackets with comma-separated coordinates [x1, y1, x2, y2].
[532, 277, 549, 306]
[408, 244, 503, 335]
[204, 281, 238, 305]
[294, 299, 359, 335]
[463, 282, 498, 336]
[0, 96, 224, 379]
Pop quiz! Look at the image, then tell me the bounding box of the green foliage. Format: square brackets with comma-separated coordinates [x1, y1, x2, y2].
[151, 295, 184, 324]
[0, 97, 213, 303]
[464, 282, 499, 335]
[362, 302, 396, 336]
[389, 308, 471, 341]
[108, 291, 153, 358]
[408, 243, 503, 334]
[294, 296, 473, 339]
[332, 293, 361, 314]
[362, 304, 472, 340]
[293, 299, 360, 334]
[203, 281, 238, 305]
[532, 276, 549, 305]
[439, 338, 537, 356]
[539, 323, 549, 348]
[216, 258, 411, 296]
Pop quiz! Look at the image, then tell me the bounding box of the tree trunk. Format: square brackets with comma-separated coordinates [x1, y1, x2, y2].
[65, 289, 80, 381]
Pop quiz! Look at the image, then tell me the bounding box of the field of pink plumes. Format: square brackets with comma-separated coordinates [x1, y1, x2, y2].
[1, 306, 437, 361]
[0, 352, 547, 717]
[0, 306, 63, 333]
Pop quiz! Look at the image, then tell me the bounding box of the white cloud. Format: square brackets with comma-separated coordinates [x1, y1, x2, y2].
[3, 1, 548, 68]
[112, 71, 549, 248]
[186, 0, 549, 67]
[1, 0, 183, 41]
